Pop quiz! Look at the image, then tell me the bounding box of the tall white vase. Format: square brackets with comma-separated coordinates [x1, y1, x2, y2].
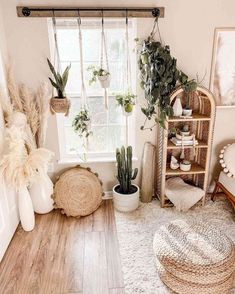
[173, 97, 183, 117]
[18, 186, 35, 231]
[29, 173, 54, 214]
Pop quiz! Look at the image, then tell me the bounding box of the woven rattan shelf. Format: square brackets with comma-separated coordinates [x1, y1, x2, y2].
[156, 86, 216, 207]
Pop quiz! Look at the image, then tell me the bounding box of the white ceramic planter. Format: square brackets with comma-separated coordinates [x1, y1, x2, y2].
[98, 74, 111, 88]
[18, 186, 35, 231]
[113, 184, 139, 212]
[29, 173, 54, 214]
[182, 108, 192, 116]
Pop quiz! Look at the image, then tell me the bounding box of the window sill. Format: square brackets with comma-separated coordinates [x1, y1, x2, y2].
[57, 156, 138, 165]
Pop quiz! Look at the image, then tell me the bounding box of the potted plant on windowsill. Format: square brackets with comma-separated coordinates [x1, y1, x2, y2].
[113, 145, 139, 212]
[88, 65, 111, 88]
[47, 58, 71, 116]
[116, 91, 136, 116]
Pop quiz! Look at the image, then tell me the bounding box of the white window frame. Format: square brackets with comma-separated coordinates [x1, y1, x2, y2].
[48, 18, 137, 163]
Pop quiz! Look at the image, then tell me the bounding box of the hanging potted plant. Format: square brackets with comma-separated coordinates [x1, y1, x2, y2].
[72, 109, 92, 138]
[113, 145, 139, 212]
[116, 91, 136, 116]
[88, 65, 111, 88]
[47, 58, 71, 116]
[180, 73, 198, 116]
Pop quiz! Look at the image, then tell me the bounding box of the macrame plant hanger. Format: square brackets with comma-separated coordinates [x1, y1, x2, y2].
[77, 11, 90, 150]
[52, 11, 61, 75]
[124, 10, 132, 146]
[100, 10, 110, 109]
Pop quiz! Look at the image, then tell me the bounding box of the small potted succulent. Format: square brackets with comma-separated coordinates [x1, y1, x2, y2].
[116, 91, 136, 116]
[72, 109, 92, 138]
[180, 72, 197, 117]
[180, 160, 192, 172]
[88, 65, 110, 88]
[47, 58, 71, 116]
[113, 146, 139, 212]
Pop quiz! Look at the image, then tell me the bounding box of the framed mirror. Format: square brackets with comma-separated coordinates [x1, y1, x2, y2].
[210, 28, 235, 107]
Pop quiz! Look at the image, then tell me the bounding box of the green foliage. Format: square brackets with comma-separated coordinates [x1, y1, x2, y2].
[138, 38, 185, 128]
[47, 58, 71, 98]
[116, 146, 138, 194]
[72, 109, 92, 138]
[116, 91, 136, 113]
[179, 72, 198, 109]
[87, 65, 110, 85]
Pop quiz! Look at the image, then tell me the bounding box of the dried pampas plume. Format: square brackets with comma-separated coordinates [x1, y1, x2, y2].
[0, 88, 13, 124]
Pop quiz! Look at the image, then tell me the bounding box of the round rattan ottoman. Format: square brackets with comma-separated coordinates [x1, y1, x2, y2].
[153, 220, 235, 294]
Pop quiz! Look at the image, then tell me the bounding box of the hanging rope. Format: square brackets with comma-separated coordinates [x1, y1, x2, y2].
[100, 10, 109, 72]
[77, 10, 88, 109]
[125, 10, 132, 92]
[52, 11, 61, 74]
[150, 16, 162, 44]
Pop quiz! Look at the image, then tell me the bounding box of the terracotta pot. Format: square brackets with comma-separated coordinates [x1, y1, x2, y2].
[50, 97, 70, 116]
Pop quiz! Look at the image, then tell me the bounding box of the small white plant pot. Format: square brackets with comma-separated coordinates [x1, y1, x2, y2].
[113, 184, 139, 212]
[180, 161, 192, 172]
[182, 108, 192, 116]
[98, 74, 111, 88]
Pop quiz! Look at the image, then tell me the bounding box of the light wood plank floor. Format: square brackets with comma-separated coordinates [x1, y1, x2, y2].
[0, 200, 125, 294]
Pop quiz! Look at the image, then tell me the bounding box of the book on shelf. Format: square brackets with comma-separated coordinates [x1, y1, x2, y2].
[170, 137, 198, 146]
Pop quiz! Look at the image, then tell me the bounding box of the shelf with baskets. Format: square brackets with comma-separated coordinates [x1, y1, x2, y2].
[156, 86, 216, 208]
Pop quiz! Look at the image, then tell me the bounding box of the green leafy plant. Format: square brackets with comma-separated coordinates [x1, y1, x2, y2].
[72, 109, 92, 138]
[47, 58, 71, 98]
[179, 72, 198, 109]
[87, 65, 110, 85]
[116, 92, 136, 113]
[116, 146, 138, 194]
[138, 38, 182, 128]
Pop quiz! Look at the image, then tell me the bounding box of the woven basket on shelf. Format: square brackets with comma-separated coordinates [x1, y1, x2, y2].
[50, 97, 70, 116]
[53, 166, 103, 217]
[153, 219, 235, 294]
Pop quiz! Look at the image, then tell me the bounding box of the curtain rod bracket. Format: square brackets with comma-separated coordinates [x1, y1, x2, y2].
[22, 7, 31, 17]
[152, 8, 160, 18]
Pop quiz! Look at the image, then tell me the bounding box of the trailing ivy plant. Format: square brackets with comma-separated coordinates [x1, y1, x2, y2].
[138, 38, 182, 129]
[72, 109, 92, 138]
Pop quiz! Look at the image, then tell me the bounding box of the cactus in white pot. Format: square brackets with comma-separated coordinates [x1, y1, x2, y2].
[113, 146, 139, 212]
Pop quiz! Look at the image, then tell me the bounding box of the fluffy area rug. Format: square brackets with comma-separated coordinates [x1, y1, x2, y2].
[114, 198, 235, 294]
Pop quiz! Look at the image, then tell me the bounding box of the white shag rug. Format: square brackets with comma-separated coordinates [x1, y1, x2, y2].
[114, 198, 235, 294]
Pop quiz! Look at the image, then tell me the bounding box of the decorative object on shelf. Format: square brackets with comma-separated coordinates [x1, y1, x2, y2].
[140, 142, 156, 203]
[180, 124, 190, 136]
[172, 96, 183, 117]
[153, 220, 235, 293]
[170, 156, 179, 170]
[72, 109, 92, 138]
[116, 91, 136, 116]
[212, 143, 235, 209]
[168, 127, 177, 139]
[48, 15, 71, 116]
[156, 86, 216, 208]
[180, 160, 192, 172]
[47, 58, 71, 116]
[53, 166, 103, 217]
[113, 145, 139, 212]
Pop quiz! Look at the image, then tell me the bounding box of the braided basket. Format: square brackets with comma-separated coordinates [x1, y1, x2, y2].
[53, 166, 103, 217]
[153, 220, 235, 294]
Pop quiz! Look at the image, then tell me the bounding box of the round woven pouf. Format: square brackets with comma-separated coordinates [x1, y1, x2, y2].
[53, 166, 103, 217]
[153, 219, 235, 294]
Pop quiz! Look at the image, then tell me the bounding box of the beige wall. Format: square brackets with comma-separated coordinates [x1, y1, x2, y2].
[1, 0, 235, 190]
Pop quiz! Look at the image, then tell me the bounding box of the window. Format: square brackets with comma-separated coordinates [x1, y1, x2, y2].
[51, 18, 136, 162]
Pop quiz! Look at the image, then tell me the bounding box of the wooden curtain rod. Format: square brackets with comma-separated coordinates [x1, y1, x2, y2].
[17, 6, 164, 18]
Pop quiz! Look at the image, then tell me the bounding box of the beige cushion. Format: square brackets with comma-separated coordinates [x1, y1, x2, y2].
[223, 144, 235, 176]
[219, 171, 235, 196]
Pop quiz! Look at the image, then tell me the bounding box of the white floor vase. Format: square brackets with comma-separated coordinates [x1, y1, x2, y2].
[18, 186, 35, 231]
[29, 173, 54, 214]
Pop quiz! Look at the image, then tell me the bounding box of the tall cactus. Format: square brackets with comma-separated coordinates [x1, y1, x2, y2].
[116, 146, 138, 194]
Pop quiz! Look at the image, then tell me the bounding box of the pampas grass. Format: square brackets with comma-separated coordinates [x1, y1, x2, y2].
[0, 126, 54, 189]
[0, 88, 13, 124]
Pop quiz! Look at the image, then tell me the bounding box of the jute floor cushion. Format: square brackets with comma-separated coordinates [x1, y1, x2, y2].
[153, 219, 235, 294]
[53, 166, 103, 217]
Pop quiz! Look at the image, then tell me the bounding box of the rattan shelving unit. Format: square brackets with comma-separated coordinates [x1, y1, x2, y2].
[156, 86, 216, 208]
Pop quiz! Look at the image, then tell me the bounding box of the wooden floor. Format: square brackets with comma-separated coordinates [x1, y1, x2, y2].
[0, 200, 125, 294]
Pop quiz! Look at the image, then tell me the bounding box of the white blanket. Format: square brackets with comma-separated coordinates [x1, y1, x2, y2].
[165, 177, 205, 211]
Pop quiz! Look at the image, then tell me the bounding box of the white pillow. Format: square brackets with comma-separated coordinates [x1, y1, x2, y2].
[223, 144, 235, 177]
[165, 177, 205, 212]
